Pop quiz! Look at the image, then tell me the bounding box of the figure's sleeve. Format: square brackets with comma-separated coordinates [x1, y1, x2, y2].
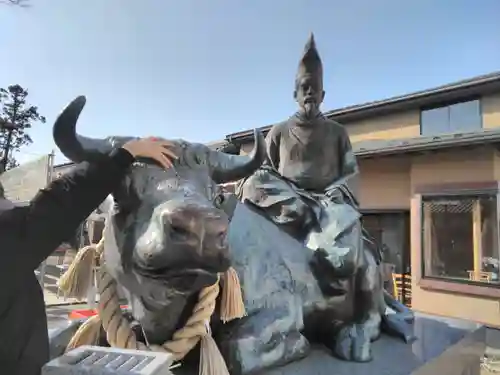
[265, 125, 281, 170]
[339, 127, 358, 177]
[0, 148, 134, 274]
[338, 126, 360, 200]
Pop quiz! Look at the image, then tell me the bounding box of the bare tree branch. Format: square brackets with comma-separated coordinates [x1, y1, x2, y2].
[0, 0, 31, 7]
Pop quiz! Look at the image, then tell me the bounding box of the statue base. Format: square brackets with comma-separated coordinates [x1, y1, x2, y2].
[174, 312, 486, 375]
[46, 311, 488, 375]
[257, 313, 485, 375]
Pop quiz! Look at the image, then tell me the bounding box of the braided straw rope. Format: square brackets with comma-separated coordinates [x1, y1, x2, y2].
[64, 229, 245, 375]
[95, 260, 219, 358]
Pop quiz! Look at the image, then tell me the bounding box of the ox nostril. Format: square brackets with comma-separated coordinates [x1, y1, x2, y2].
[169, 223, 192, 242]
[216, 230, 228, 248]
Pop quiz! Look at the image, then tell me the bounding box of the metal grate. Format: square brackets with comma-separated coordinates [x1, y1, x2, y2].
[71, 349, 154, 371]
[423, 199, 474, 214]
[42, 345, 174, 375]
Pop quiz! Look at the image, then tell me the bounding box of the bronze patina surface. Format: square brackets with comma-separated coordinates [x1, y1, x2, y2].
[237, 34, 414, 372]
[47, 35, 416, 375]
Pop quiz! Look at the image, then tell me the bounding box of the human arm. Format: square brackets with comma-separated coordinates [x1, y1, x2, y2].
[0, 139, 177, 274]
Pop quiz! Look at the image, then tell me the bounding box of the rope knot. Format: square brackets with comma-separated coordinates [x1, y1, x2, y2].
[62, 230, 246, 375]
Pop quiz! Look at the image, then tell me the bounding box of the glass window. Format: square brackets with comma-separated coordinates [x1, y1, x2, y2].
[449, 100, 482, 133]
[422, 193, 500, 284]
[420, 99, 482, 136]
[421, 106, 449, 137]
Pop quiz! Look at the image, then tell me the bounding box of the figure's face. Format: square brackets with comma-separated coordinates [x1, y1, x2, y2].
[294, 74, 325, 117]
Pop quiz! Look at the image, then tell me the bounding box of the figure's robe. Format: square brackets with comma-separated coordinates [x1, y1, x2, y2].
[238, 112, 365, 280]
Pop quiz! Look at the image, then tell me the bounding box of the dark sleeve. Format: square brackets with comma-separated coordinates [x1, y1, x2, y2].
[265, 125, 281, 170]
[338, 125, 360, 200]
[7, 148, 134, 272]
[339, 126, 358, 177]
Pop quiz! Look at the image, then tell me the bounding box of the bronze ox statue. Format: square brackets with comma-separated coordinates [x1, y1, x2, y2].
[49, 97, 414, 375]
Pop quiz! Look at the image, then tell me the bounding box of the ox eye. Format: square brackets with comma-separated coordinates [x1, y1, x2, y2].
[170, 224, 191, 241]
[214, 193, 225, 207]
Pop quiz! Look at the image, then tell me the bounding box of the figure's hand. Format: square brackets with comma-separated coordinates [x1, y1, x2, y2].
[121, 137, 178, 170]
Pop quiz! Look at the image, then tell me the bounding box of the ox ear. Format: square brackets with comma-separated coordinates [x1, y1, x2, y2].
[97, 194, 115, 215]
[206, 129, 266, 184]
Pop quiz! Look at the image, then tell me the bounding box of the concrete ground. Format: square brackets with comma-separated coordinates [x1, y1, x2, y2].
[46, 305, 500, 375]
[41, 244, 499, 374]
[41, 248, 500, 374]
[47, 303, 88, 331]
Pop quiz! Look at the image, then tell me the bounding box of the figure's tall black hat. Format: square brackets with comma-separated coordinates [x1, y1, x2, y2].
[296, 33, 323, 83]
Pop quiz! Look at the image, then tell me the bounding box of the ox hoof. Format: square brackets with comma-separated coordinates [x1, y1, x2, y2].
[382, 313, 416, 344]
[217, 329, 310, 375]
[331, 323, 372, 362]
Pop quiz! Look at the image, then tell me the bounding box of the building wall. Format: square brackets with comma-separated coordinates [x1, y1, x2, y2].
[360, 147, 500, 327]
[483, 92, 500, 129]
[235, 92, 500, 325]
[410, 147, 494, 188]
[242, 144, 500, 326]
[409, 147, 500, 327]
[494, 149, 500, 180]
[410, 195, 500, 327]
[239, 144, 500, 325]
[240, 109, 421, 154]
[239, 92, 500, 153]
[240, 142, 253, 155]
[238, 96, 499, 212]
[345, 110, 421, 142]
[336, 147, 500, 326]
[358, 156, 411, 210]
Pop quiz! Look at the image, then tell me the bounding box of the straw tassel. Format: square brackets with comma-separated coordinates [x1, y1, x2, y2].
[219, 267, 246, 323]
[66, 315, 102, 350]
[64, 225, 246, 375]
[199, 322, 230, 375]
[58, 237, 105, 300]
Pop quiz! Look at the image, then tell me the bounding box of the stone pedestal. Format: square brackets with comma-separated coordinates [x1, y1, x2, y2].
[173, 313, 485, 375]
[256, 313, 485, 375]
[46, 311, 488, 375]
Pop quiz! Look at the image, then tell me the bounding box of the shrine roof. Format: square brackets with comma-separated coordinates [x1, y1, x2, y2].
[226, 71, 500, 143]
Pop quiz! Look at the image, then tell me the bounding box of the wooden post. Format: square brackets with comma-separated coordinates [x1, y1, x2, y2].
[497, 191, 500, 272]
[472, 200, 483, 280]
[423, 204, 433, 276]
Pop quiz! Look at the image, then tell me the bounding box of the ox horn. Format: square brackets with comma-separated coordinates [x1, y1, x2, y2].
[53, 96, 132, 163]
[207, 129, 266, 184]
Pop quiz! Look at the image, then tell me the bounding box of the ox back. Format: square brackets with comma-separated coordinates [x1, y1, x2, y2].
[228, 199, 324, 311]
[221, 197, 324, 373]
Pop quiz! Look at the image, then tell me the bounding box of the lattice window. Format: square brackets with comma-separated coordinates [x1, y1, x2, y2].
[422, 194, 500, 284]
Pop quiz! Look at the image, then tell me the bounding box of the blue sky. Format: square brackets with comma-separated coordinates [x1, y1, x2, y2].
[1, 0, 500, 164]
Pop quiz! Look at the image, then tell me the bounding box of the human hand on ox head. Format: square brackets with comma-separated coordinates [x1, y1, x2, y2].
[121, 137, 179, 170]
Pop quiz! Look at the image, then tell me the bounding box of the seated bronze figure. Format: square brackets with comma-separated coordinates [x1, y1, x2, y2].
[48, 34, 414, 375]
